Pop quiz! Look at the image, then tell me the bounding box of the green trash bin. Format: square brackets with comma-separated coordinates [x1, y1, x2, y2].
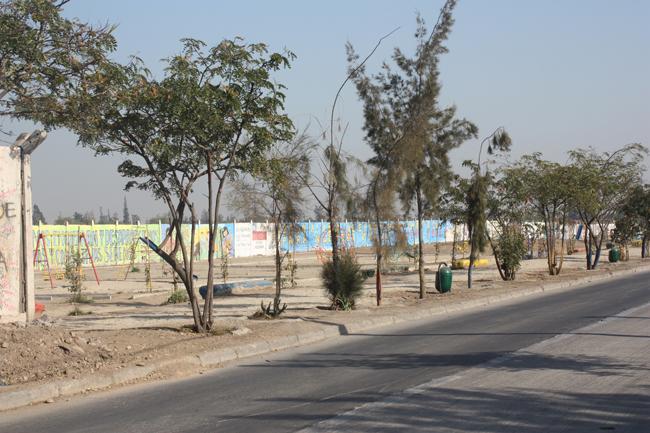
[609, 246, 620, 263]
[435, 263, 452, 293]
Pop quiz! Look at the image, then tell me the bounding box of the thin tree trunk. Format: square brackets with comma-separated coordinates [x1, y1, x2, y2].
[206, 175, 227, 327]
[557, 212, 566, 274]
[451, 224, 458, 263]
[328, 203, 340, 268]
[543, 211, 555, 275]
[592, 223, 605, 269]
[416, 182, 425, 298]
[274, 213, 282, 312]
[467, 226, 474, 289]
[204, 154, 215, 331]
[584, 229, 592, 270]
[487, 231, 507, 281]
[373, 184, 382, 306]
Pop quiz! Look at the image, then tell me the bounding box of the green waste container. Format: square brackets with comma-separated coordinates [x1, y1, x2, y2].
[435, 263, 452, 293]
[609, 247, 620, 263]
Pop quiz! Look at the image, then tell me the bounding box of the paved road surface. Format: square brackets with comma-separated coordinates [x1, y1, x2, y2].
[1, 272, 649, 433]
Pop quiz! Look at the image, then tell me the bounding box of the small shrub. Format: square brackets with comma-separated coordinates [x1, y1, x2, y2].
[131, 266, 141, 273]
[321, 251, 366, 310]
[166, 289, 189, 304]
[64, 249, 85, 301]
[68, 307, 92, 316]
[250, 300, 287, 319]
[494, 227, 527, 280]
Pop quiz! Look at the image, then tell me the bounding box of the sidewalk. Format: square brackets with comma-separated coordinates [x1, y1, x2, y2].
[299, 302, 650, 433]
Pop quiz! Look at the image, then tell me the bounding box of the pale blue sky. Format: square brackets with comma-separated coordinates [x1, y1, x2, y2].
[6, 0, 649, 221]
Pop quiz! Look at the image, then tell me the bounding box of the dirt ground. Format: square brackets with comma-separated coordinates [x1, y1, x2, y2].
[1, 244, 646, 388]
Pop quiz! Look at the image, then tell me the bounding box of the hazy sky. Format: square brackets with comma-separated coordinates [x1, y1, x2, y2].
[4, 0, 649, 222]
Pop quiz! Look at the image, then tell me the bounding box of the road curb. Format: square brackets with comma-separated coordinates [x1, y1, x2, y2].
[2, 261, 649, 412]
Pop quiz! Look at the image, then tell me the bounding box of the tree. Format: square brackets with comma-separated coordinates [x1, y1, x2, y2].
[486, 161, 529, 281]
[464, 127, 512, 287]
[508, 154, 572, 275]
[348, 0, 477, 300]
[122, 196, 130, 224]
[230, 134, 311, 317]
[32, 203, 46, 224]
[75, 38, 294, 332]
[568, 144, 646, 269]
[0, 0, 116, 131]
[613, 184, 650, 259]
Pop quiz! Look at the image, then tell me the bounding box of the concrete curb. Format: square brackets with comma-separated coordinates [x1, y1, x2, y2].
[2, 262, 649, 412]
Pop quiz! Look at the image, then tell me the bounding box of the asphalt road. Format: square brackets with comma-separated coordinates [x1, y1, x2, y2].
[2, 271, 649, 433]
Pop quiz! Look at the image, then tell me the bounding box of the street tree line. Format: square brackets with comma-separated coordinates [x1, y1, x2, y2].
[2, 0, 648, 332]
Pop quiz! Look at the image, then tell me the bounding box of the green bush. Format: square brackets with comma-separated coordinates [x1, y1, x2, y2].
[321, 251, 366, 310]
[166, 289, 189, 304]
[494, 227, 527, 280]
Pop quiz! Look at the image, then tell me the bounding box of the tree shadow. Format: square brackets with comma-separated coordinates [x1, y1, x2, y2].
[235, 386, 650, 433]
[244, 350, 646, 377]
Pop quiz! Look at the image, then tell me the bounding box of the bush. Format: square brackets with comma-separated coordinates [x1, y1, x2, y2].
[64, 249, 85, 301]
[166, 289, 189, 304]
[494, 227, 527, 280]
[321, 251, 366, 310]
[68, 307, 92, 316]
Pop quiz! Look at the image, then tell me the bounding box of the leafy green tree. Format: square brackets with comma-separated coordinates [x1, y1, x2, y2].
[508, 154, 572, 275]
[0, 0, 116, 131]
[486, 154, 530, 281]
[568, 144, 646, 269]
[613, 184, 650, 259]
[75, 38, 294, 332]
[348, 0, 477, 299]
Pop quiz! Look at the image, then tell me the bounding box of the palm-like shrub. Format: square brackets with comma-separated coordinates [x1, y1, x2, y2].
[321, 251, 366, 310]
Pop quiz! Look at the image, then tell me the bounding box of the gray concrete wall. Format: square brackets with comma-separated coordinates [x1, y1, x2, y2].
[0, 146, 34, 323]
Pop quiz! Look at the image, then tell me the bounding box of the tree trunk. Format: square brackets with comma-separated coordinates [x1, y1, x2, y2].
[592, 228, 604, 269]
[329, 207, 340, 268]
[467, 227, 474, 289]
[416, 182, 425, 299]
[544, 213, 556, 275]
[274, 215, 282, 312]
[203, 155, 216, 331]
[373, 185, 382, 306]
[585, 230, 593, 270]
[487, 231, 507, 281]
[451, 225, 458, 263]
[642, 234, 648, 259]
[467, 256, 474, 288]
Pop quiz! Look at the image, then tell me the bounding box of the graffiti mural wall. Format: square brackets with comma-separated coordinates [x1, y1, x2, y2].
[33, 220, 449, 269]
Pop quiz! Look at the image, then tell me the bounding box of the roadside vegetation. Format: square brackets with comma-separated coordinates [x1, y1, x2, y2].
[1, 0, 648, 333]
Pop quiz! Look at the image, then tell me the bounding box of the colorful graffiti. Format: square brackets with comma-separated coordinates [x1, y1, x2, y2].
[33, 220, 448, 268]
